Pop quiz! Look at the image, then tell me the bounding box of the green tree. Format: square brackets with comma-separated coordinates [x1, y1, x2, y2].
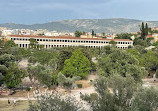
[5, 47, 31, 62]
[82, 31, 86, 35]
[57, 49, 72, 71]
[156, 69, 158, 78]
[98, 48, 147, 82]
[32, 50, 55, 65]
[38, 69, 52, 88]
[0, 39, 4, 48]
[28, 56, 37, 64]
[74, 30, 82, 37]
[27, 64, 43, 88]
[0, 54, 15, 67]
[29, 38, 44, 49]
[0, 73, 4, 86]
[102, 32, 105, 37]
[115, 33, 132, 39]
[58, 72, 80, 90]
[146, 37, 154, 46]
[133, 38, 148, 47]
[139, 50, 158, 71]
[140, 22, 146, 40]
[109, 40, 117, 46]
[4, 40, 17, 48]
[27, 64, 52, 88]
[145, 23, 149, 36]
[0, 65, 7, 86]
[85, 75, 138, 111]
[28, 94, 83, 111]
[62, 49, 91, 78]
[92, 30, 95, 38]
[84, 75, 158, 111]
[130, 87, 158, 111]
[153, 41, 158, 47]
[29, 38, 38, 49]
[4, 63, 26, 89]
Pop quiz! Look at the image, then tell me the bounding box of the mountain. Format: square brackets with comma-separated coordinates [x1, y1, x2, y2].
[1, 18, 158, 33]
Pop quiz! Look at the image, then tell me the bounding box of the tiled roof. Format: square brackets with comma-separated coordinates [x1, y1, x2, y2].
[9, 35, 132, 41]
[146, 34, 153, 38]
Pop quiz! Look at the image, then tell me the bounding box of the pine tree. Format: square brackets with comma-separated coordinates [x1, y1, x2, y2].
[92, 30, 95, 38]
[145, 23, 149, 36]
[140, 22, 146, 40]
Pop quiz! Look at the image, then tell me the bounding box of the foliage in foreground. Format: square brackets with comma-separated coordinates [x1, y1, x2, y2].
[28, 94, 83, 111]
[29, 75, 158, 111]
[82, 75, 158, 111]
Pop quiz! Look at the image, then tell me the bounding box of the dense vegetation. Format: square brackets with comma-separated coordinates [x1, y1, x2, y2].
[0, 37, 158, 111]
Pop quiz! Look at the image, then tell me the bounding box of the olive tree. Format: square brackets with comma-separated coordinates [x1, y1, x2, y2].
[58, 72, 80, 91]
[98, 48, 147, 82]
[28, 94, 83, 111]
[130, 87, 158, 111]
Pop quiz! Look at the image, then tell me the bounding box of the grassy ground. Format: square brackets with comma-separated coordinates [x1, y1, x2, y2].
[0, 100, 32, 111]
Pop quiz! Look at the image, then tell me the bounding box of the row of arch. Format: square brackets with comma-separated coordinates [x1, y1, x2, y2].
[18, 44, 128, 49]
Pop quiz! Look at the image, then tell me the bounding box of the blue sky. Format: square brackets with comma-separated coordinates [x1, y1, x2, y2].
[1, 0, 158, 24]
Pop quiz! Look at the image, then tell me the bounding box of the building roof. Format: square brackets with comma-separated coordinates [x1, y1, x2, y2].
[146, 34, 153, 38]
[9, 35, 132, 41]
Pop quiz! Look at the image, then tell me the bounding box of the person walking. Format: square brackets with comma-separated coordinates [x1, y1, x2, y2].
[14, 98, 16, 106]
[8, 99, 10, 106]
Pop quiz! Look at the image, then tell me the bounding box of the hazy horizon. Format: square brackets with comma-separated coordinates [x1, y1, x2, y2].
[1, 18, 158, 25]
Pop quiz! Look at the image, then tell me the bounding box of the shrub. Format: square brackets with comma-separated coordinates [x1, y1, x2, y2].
[90, 93, 98, 101]
[77, 84, 82, 88]
[26, 87, 31, 91]
[80, 94, 91, 103]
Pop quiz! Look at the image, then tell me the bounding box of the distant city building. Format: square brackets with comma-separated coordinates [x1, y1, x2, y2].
[152, 34, 158, 42]
[2, 30, 13, 36]
[7, 35, 133, 49]
[0, 27, 7, 31]
[152, 27, 158, 31]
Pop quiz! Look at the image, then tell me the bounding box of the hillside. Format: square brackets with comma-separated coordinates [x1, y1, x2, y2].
[1, 18, 158, 33]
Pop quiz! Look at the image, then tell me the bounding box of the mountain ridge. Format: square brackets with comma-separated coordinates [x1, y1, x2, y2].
[0, 18, 158, 33]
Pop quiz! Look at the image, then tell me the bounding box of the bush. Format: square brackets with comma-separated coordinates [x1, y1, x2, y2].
[80, 94, 91, 103]
[26, 87, 31, 91]
[156, 70, 158, 78]
[128, 45, 132, 49]
[77, 84, 82, 88]
[90, 93, 98, 101]
[80, 93, 98, 103]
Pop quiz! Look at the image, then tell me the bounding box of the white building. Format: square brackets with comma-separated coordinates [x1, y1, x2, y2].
[2, 30, 13, 36]
[7, 35, 133, 49]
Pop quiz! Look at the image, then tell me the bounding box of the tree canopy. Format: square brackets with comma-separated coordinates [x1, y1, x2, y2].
[115, 33, 133, 39]
[4, 63, 26, 89]
[74, 30, 82, 37]
[98, 47, 147, 82]
[58, 72, 80, 90]
[28, 94, 83, 111]
[82, 75, 158, 111]
[62, 49, 91, 78]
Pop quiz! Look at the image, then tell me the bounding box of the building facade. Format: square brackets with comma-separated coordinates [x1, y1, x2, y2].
[152, 34, 158, 42]
[7, 35, 133, 49]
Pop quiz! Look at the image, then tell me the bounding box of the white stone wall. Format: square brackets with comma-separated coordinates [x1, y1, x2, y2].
[7, 36, 133, 49]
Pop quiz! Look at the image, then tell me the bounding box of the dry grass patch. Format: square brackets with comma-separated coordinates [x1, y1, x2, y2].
[0, 100, 33, 111]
